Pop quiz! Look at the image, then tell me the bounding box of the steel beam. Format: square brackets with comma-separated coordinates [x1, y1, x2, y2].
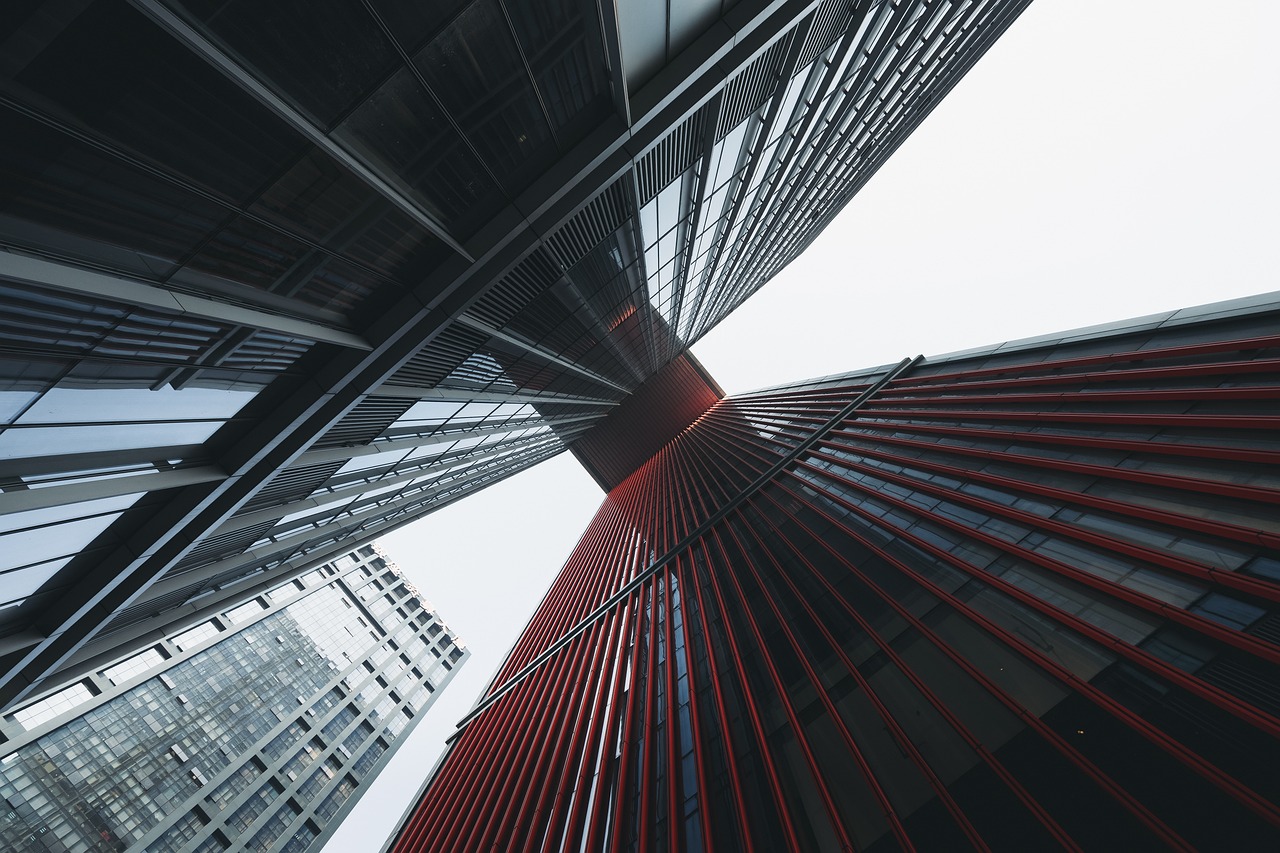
[129, 0, 473, 261]
[369, 384, 621, 407]
[454, 314, 634, 394]
[0, 466, 226, 517]
[0, 251, 371, 350]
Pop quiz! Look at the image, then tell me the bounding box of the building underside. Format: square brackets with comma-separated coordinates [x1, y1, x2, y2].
[0, 0, 1032, 715]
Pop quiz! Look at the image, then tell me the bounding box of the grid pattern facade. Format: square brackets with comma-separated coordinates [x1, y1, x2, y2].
[396, 299, 1280, 850]
[0, 545, 466, 853]
[0, 0, 1030, 711]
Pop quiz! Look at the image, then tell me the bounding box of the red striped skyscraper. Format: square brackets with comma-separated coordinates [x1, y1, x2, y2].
[392, 295, 1280, 850]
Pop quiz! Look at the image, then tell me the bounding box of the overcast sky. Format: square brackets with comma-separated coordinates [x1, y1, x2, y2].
[325, 2, 1279, 848]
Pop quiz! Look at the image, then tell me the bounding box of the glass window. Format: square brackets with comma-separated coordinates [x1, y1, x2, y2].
[12, 682, 95, 730]
[1244, 555, 1280, 581]
[269, 582, 303, 604]
[396, 401, 464, 425]
[174, 621, 221, 651]
[0, 493, 140, 576]
[16, 386, 257, 425]
[103, 648, 167, 686]
[1121, 568, 1203, 608]
[1143, 629, 1214, 673]
[616, 0, 667, 89]
[225, 600, 267, 625]
[334, 64, 498, 234]
[0, 558, 71, 606]
[0, 422, 224, 459]
[1191, 593, 1265, 630]
[0, 391, 38, 424]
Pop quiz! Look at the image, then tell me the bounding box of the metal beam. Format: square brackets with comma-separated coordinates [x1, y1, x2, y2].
[129, 0, 473, 261]
[213, 434, 570, 536]
[595, 0, 632, 125]
[0, 251, 371, 350]
[369, 384, 620, 407]
[50, 443, 569, 682]
[292, 413, 604, 468]
[0, 466, 226, 517]
[454, 314, 634, 394]
[0, 446, 205, 481]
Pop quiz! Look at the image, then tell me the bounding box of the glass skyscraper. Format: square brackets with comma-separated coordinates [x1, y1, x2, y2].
[3, 2, 1278, 850]
[0, 0, 1031, 715]
[394, 294, 1280, 850]
[0, 544, 465, 852]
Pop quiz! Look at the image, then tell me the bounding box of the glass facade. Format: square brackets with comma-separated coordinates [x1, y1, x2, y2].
[395, 301, 1280, 849]
[0, 544, 466, 852]
[0, 0, 1029, 713]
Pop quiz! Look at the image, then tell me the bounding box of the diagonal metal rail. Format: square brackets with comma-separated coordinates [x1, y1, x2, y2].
[446, 355, 922, 741]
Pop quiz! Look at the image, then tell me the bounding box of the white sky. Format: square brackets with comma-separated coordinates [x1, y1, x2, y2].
[324, 2, 1279, 848]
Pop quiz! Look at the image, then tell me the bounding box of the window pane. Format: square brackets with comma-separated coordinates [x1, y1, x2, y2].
[413, 0, 556, 191]
[3, 0, 301, 204]
[0, 493, 140, 575]
[16, 386, 256, 424]
[0, 422, 223, 458]
[174, 0, 399, 127]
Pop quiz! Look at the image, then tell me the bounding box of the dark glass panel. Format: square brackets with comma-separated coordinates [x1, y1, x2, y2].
[0, 106, 223, 279]
[286, 256, 390, 317]
[176, 213, 312, 294]
[4, 0, 302, 204]
[505, 0, 611, 141]
[1189, 592, 1265, 630]
[174, 0, 399, 128]
[334, 65, 500, 235]
[989, 722, 1166, 851]
[1043, 687, 1276, 849]
[247, 149, 379, 244]
[0, 0, 46, 43]
[413, 0, 556, 192]
[365, 0, 468, 51]
[340, 206, 448, 284]
[248, 149, 448, 294]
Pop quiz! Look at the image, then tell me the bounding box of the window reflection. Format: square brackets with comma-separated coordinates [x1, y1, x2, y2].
[0, 558, 72, 607]
[0, 493, 141, 581]
[0, 422, 222, 459]
[0, 392, 38, 425]
[16, 386, 256, 424]
[0, 379, 258, 462]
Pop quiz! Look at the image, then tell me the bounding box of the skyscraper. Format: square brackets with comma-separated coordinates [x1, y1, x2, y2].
[0, 543, 466, 853]
[393, 293, 1280, 850]
[0, 0, 1031, 714]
